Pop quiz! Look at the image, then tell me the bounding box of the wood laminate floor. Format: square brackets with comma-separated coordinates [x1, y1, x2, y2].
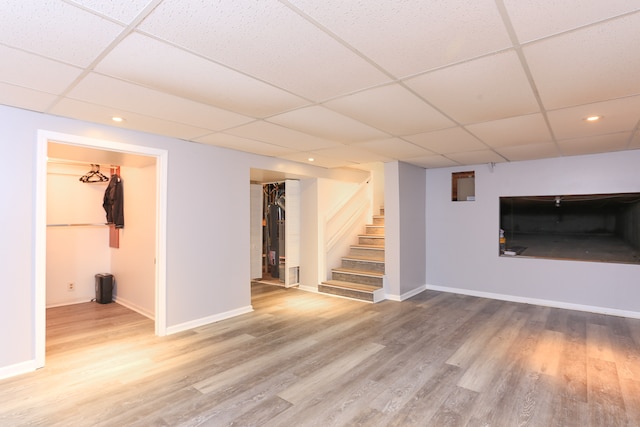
[1, 283, 639, 426]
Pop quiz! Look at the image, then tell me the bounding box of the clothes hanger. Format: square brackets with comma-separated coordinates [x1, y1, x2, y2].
[79, 164, 110, 183]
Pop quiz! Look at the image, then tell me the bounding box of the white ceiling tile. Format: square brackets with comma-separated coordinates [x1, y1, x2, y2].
[404, 127, 487, 154]
[351, 138, 434, 160]
[324, 84, 454, 136]
[0, 45, 82, 94]
[0, 0, 124, 66]
[66, 73, 252, 131]
[138, 0, 389, 101]
[289, 0, 512, 77]
[280, 152, 355, 169]
[268, 106, 390, 143]
[0, 82, 58, 112]
[504, 0, 640, 43]
[524, 13, 640, 110]
[466, 114, 552, 148]
[446, 150, 506, 165]
[495, 142, 560, 162]
[225, 121, 341, 152]
[50, 98, 213, 140]
[1, 1, 638, 169]
[311, 145, 392, 164]
[405, 51, 539, 124]
[195, 133, 296, 157]
[404, 155, 459, 169]
[558, 132, 631, 157]
[548, 96, 640, 140]
[96, 33, 308, 118]
[67, 0, 155, 24]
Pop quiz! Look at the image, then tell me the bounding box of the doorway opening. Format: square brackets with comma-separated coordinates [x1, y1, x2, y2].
[250, 178, 300, 289]
[35, 130, 168, 368]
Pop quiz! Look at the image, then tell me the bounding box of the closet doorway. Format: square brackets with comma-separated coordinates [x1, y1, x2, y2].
[35, 130, 168, 368]
[250, 179, 300, 288]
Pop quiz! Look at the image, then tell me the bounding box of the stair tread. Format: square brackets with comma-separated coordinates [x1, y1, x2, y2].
[321, 280, 381, 292]
[342, 255, 384, 262]
[358, 234, 384, 238]
[332, 267, 384, 277]
[351, 244, 384, 250]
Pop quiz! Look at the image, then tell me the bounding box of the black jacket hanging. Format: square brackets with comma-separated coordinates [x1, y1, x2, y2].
[103, 175, 124, 228]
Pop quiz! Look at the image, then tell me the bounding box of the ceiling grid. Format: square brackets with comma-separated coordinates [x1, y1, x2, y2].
[0, 0, 638, 169]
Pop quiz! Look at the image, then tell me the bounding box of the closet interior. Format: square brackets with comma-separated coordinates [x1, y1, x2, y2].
[46, 142, 157, 319]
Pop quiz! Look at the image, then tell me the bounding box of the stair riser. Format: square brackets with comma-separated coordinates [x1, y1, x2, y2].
[332, 271, 383, 287]
[318, 285, 374, 302]
[365, 226, 385, 235]
[358, 236, 384, 246]
[349, 248, 385, 260]
[372, 217, 384, 225]
[342, 259, 385, 273]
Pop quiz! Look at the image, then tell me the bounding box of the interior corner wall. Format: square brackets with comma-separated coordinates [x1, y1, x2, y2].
[384, 161, 427, 300]
[398, 162, 427, 296]
[425, 151, 640, 316]
[110, 164, 156, 318]
[319, 177, 369, 281]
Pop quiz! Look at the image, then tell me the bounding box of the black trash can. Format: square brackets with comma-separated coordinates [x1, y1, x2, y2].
[95, 273, 114, 304]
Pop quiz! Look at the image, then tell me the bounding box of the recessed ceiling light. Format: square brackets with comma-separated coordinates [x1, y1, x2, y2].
[112, 116, 124, 123]
[308, 157, 315, 162]
[585, 115, 601, 122]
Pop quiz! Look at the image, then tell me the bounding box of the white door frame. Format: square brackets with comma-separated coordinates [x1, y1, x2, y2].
[35, 130, 168, 368]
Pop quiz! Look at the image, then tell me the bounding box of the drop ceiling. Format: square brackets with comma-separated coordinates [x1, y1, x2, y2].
[1, 1, 639, 169]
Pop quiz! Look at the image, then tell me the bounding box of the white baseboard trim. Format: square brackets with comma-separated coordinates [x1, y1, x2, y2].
[113, 296, 154, 320]
[0, 359, 39, 380]
[46, 297, 94, 308]
[297, 285, 318, 293]
[386, 284, 427, 302]
[166, 305, 254, 335]
[424, 284, 640, 319]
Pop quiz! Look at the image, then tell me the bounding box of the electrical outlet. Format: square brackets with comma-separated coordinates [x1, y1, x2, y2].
[68, 283, 74, 291]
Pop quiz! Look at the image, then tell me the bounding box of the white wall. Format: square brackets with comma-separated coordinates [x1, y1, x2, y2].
[384, 161, 426, 300]
[110, 164, 156, 318]
[0, 107, 37, 372]
[249, 184, 263, 280]
[284, 179, 300, 287]
[398, 162, 426, 296]
[320, 178, 370, 280]
[425, 151, 640, 316]
[298, 176, 372, 290]
[46, 162, 111, 306]
[299, 178, 320, 290]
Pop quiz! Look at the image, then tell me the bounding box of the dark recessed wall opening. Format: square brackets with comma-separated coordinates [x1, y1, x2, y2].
[500, 193, 640, 264]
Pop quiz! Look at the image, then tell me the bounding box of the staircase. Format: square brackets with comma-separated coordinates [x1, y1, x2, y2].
[319, 211, 386, 303]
